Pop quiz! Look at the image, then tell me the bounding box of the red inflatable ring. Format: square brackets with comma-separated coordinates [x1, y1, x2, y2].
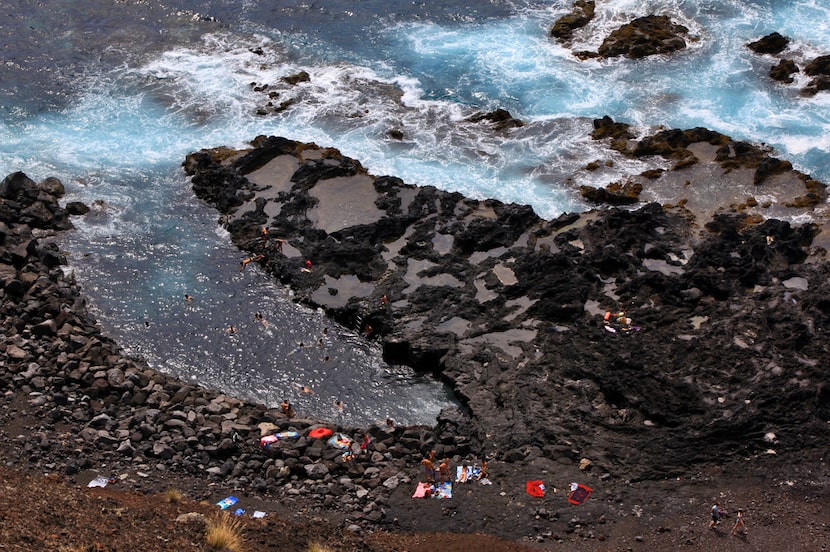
[308, 427, 333, 439]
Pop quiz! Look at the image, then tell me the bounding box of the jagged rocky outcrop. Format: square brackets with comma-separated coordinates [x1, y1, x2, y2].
[183, 127, 830, 481]
[770, 59, 799, 83]
[550, 0, 595, 42]
[574, 15, 690, 60]
[599, 15, 689, 59]
[747, 32, 790, 55]
[464, 108, 525, 131]
[804, 55, 830, 95]
[747, 32, 830, 96]
[582, 116, 825, 210]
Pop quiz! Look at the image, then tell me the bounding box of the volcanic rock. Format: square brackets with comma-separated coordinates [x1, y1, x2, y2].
[183, 125, 830, 482]
[2, 142, 830, 547]
[770, 59, 799, 83]
[596, 15, 689, 59]
[803, 54, 830, 95]
[464, 108, 525, 131]
[747, 32, 790, 55]
[550, 0, 595, 42]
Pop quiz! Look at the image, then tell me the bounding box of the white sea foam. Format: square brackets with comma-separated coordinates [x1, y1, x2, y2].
[779, 133, 830, 156]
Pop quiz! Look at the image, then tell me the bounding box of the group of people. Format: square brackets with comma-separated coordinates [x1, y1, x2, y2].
[710, 502, 747, 536]
[224, 310, 271, 334]
[419, 450, 489, 485]
[239, 227, 289, 271]
[419, 452, 448, 484]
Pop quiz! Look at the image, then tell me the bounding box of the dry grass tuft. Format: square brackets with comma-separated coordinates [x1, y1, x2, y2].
[205, 511, 246, 551]
[163, 487, 184, 503]
[307, 542, 335, 552]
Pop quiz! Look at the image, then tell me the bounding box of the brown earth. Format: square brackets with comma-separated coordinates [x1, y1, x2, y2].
[0, 462, 827, 552]
[1, 399, 827, 552]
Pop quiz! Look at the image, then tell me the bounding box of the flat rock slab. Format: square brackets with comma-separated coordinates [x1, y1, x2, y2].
[308, 174, 384, 234]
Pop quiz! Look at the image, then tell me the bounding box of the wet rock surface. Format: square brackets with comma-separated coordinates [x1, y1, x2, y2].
[596, 15, 689, 59]
[746, 31, 830, 96]
[573, 14, 691, 60]
[747, 32, 790, 55]
[550, 0, 595, 42]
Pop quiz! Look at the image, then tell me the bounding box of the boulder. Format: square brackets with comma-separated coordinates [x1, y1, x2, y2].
[550, 0, 595, 41]
[464, 108, 525, 131]
[304, 462, 330, 479]
[803, 55, 830, 96]
[596, 15, 689, 59]
[770, 59, 799, 83]
[747, 32, 789, 55]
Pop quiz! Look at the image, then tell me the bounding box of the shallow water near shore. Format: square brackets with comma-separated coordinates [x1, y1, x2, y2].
[1, 0, 829, 424]
[56, 167, 457, 427]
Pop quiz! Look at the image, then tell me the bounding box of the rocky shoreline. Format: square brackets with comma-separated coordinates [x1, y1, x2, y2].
[0, 171, 471, 532]
[183, 122, 830, 482]
[2, 111, 830, 546]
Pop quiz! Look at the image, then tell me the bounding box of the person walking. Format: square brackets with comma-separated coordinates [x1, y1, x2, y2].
[731, 508, 746, 536]
[709, 502, 726, 529]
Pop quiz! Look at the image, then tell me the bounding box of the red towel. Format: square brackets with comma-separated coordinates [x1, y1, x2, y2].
[568, 483, 593, 504]
[526, 480, 545, 497]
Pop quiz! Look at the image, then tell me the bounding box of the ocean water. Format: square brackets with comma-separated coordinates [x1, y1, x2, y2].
[1, 0, 828, 425]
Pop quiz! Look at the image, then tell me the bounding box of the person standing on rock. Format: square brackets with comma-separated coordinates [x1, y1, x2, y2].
[438, 458, 450, 484]
[272, 238, 285, 253]
[360, 433, 373, 455]
[421, 457, 435, 483]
